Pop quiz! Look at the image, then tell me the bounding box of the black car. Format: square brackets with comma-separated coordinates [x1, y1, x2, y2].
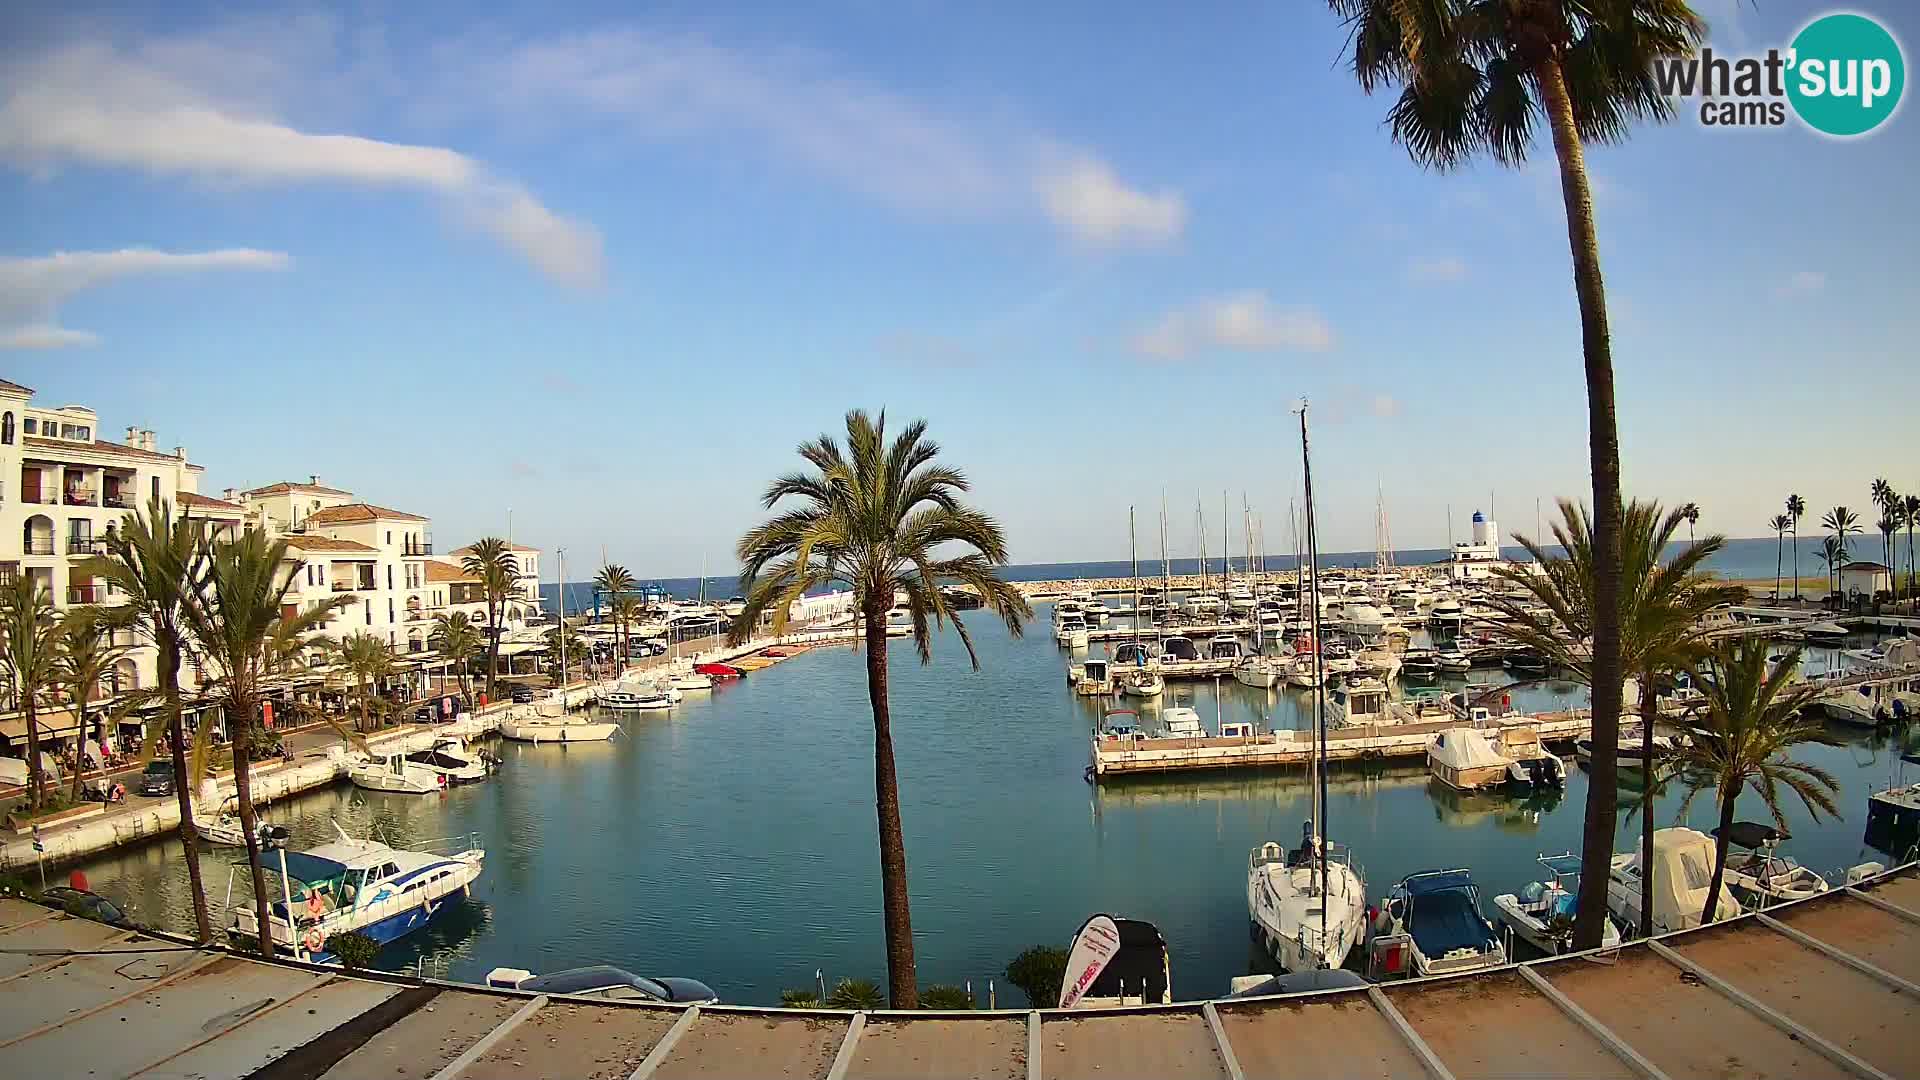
[41, 886, 133, 928]
[139, 760, 175, 797]
[510, 687, 536, 704]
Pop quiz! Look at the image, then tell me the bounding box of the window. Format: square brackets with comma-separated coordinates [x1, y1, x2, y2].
[0, 412, 11, 444]
[387, 565, 393, 590]
[318, 564, 326, 585]
[387, 598, 394, 622]
[76, 426, 89, 441]
[386, 530, 392, 545]
[21, 418, 34, 434]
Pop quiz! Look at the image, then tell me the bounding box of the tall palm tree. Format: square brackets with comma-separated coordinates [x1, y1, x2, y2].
[0, 574, 60, 810]
[543, 622, 586, 682]
[1680, 502, 1700, 545]
[1786, 494, 1806, 599]
[1876, 514, 1899, 599]
[594, 564, 636, 666]
[1896, 495, 1912, 595]
[1813, 537, 1842, 600]
[1492, 499, 1744, 937]
[185, 529, 346, 957]
[336, 632, 393, 732]
[428, 612, 483, 702]
[1675, 639, 1837, 924]
[85, 497, 215, 940]
[1325, 0, 1704, 951]
[461, 539, 520, 700]
[608, 594, 645, 674]
[1869, 479, 1895, 578]
[1821, 506, 1860, 600]
[729, 410, 1031, 1007]
[1767, 514, 1791, 601]
[53, 607, 133, 806]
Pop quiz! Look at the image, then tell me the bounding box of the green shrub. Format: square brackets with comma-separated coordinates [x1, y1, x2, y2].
[919, 984, 975, 1010]
[778, 988, 820, 1008]
[324, 930, 382, 969]
[1005, 945, 1069, 1008]
[824, 977, 885, 1010]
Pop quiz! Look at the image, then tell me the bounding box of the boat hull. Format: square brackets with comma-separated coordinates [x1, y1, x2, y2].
[501, 721, 620, 743]
[235, 853, 483, 961]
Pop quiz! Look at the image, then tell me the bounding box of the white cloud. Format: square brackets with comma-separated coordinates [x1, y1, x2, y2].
[1036, 157, 1186, 245]
[0, 248, 291, 349]
[1133, 291, 1333, 360]
[0, 41, 601, 287]
[1406, 255, 1468, 283]
[1772, 270, 1825, 299]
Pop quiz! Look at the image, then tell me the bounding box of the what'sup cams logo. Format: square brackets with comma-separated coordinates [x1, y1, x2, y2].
[1654, 12, 1905, 136]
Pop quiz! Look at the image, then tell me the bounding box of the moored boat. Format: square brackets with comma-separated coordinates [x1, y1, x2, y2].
[1492, 853, 1622, 955]
[1380, 869, 1506, 976]
[501, 715, 621, 742]
[348, 752, 446, 795]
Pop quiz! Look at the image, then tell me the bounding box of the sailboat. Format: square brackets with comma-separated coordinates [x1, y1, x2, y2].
[1246, 402, 1367, 973]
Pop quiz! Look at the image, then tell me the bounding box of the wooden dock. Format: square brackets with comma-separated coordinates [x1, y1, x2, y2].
[1090, 711, 1593, 779]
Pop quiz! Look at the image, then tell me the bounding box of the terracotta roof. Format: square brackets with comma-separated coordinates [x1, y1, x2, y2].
[300, 502, 428, 525]
[285, 536, 377, 554]
[22, 435, 201, 467]
[426, 561, 476, 583]
[176, 491, 244, 514]
[243, 481, 355, 497]
[451, 542, 539, 555]
[0, 379, 31, 395]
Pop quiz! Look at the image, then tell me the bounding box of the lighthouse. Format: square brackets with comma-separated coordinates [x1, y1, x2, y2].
[1471, 510, 1498, 548]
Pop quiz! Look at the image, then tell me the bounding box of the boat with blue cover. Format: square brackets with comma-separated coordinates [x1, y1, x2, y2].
[1380, 868, 1507, 976]
[226, 820, 484, 963]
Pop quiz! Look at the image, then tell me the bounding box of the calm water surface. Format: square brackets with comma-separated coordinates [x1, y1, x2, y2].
[72, 608, 1915, 1005]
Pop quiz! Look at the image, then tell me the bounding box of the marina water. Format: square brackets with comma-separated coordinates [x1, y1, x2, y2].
[69, 612, 1911, 1005]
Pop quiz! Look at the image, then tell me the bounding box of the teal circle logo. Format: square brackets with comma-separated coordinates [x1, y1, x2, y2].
[1787, 13, 1905, 136]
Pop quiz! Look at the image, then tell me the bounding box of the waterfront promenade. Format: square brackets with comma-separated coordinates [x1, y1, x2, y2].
[2, 861, 1915, 1078]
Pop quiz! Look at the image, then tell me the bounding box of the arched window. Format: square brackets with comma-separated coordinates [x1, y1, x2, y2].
[1, 412, 12, 444]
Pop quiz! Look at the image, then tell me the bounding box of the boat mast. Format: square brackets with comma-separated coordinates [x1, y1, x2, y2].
[1159, 493, 1170, 651]
[558, 547, 568, 687]
[1130, 507, 1139, 648]
[1299, 401, 1329, 966]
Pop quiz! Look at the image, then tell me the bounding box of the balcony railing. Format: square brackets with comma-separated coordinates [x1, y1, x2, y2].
[404, 539, 435, 556]
[330, 582, 353, 592]
[68, 585, 103, 604]
[103, 492, 133, 509]
[66, 536, 104, 555]
[21, 491, 59, 505]
[64, 489, 98, 506]
[22, 538, 55, 556]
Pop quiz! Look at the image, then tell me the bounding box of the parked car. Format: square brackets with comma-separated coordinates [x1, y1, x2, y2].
[42, 886, 133, 928]
[509, 686, 536, 704]
[139, 760, 175, 797]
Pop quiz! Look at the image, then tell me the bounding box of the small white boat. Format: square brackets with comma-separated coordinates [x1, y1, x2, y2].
[1208, 637, 1245, 662]
[196, 795, 288, 848]
[1247, 829, 1367, 973]
[1233, 654, 1287, 689]
[348, 752, 446, 795]
[500, 715, 621, 743]
[1499, 728, 1566, 789]
[405, 737, 494, 785]
[1427, 728, 1513, 791]
[1119, 670, 1164, 698]
[1381, 869, 1506, 976]
[1801, 621, 1849, 645]
[1607, 827, 1741, 933]
[1714, 822, 1831, 909]
[1492, 853, 1622, 955]
[1074, 658, 1115, 696]
[668, 672, 714, 692]
[1435, 646, 1473, 675]
[1161, 706, 1205, 738]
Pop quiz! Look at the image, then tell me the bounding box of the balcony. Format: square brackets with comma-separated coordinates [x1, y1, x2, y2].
[331, 581, 354, 593]
[21, 491, 59, 506]
[64, 488, 98, 507]
[67, 584, 103, 604]
[66, 536, 105, 556]
[22, 537, 55, 556]
[103, 491, 134, 509]
[403, 538, 434, 556]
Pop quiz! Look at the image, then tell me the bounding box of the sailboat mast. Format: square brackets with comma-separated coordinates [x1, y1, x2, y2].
[1299, 401, 1329, 964]
[1130, 508, 1139, 646]
[558, 547, 568, 686]
[1159, 495, 1169, 650]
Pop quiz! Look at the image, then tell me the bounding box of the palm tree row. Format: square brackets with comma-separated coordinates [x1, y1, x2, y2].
[1781, 480, 1919, 603]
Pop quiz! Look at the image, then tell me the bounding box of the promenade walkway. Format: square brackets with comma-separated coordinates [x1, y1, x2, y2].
[1, 862, 1914, 1079]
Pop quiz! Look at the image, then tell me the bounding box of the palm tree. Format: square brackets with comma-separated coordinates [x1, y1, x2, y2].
[0, 574, 61, 810]
[543, 622, 586, 682]
[1675, 639, 1838, 924]
[608, 594, 644, 674]
[729, 410, 1032, 1007]
[1767, 514, 1791, 601]
[428, 612, 483, 702]
[85, 497, 215, 940]
[1821, 506, 1860, 600]
[185, 528, 347, 957]
[1876, 514, 1899, 599]
[1324, 0, 1705, 951]
[1869, 479, 1896, 579]
[1680, 502, 1700, 545]
[53, 607, 133, 806]
[1813, 537, 1842, 600]
[1492, 499, 1744, 937]
[336, 632, 394, 732]
[1786, 494, 1806, 599]
[461, 539, 520, 700]
[1904, 494, 1920, 598]
[593, 564, 636, 666]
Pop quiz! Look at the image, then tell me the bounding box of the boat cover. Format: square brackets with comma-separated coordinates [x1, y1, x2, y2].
[1713, 821, 1788, 849]
[1406, 883, 1496, 958]
[1429, 730, 1509, 770]
[1085, 918, 1168, 1001]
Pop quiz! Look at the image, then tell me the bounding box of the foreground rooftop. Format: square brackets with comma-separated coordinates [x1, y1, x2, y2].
[1, 863, 1916, 1079]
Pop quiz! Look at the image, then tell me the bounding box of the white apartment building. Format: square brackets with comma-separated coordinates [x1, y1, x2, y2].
[430, 542, 544, 635]
[0, 379, 215, 697]
[236, 483, 436, 654]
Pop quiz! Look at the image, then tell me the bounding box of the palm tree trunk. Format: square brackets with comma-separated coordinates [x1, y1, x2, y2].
[69, 703, 88, 806]
[1704, 784, 1739, 926]
[1637, 679, 1659, 939]
[230, 690, 275, 958]
[1538, 57, 1626, 953]
[1791, 526, 1800, 599]
[24, 697, 42, 811]
[162, 639, 213, 942]
[1774, 530, 1783, 601]
[863, 592, 918, 1008]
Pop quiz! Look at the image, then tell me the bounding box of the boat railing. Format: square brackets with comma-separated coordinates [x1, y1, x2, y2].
[413, 831, 484, 857]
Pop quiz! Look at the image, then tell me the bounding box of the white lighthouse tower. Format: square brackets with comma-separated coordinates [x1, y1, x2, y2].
[1450, 509, 1504, 582]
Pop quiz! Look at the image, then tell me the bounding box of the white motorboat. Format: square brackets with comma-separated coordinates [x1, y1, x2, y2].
[1435, 645, 1473, 675]
[196, 795, 289, 848]
[1713, 822, 1831, 909]
[600, 689, 674, 711]
[1119, 669, 1164, 698]
[1161, 706, 1205, 738]
[348, 752, 446, 795]
[500, 715, 621, 743]
[1492, 853, 1622, 955]
[1084, 599, 1111, 622]
[1329, 677, 1393, 727]
[1607, 827, 1741, 933]
[1057, 615, 1091, 649]
[668, 672, 714, 692]
[228, 819, 483, 962]
[1427, 728, 1513, 791]
[1338, 603, 1392, 643]
[1380, 869, 1507, 976]
[1233, 654, 1287, 689]
[1499, 728, 1566, 789]
[1059, 915, 1172, 1008]
[1158, 635, 1201, 664]
[1399, 650, 1440, 682]
[405, 737, 494, 785]
[1427, 600, 1465, 630]
[1247, 830, 1367, 973]
[1208, 637, 1245, 662]
[1074, 658, 1116, 695]
[1801, 621, 1849, 645]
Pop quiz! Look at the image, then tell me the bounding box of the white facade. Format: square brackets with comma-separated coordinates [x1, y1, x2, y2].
[0, 380, 213, 695]
[1838, 561, 1892, 599]
[431, 543, 544, 636]
[1448, 510, 1505, 583]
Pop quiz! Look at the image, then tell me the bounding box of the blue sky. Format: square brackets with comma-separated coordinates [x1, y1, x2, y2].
[3, 1, 1916, 574]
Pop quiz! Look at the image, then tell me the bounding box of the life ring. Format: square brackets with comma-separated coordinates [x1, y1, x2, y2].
[302, 927, 325, 954]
